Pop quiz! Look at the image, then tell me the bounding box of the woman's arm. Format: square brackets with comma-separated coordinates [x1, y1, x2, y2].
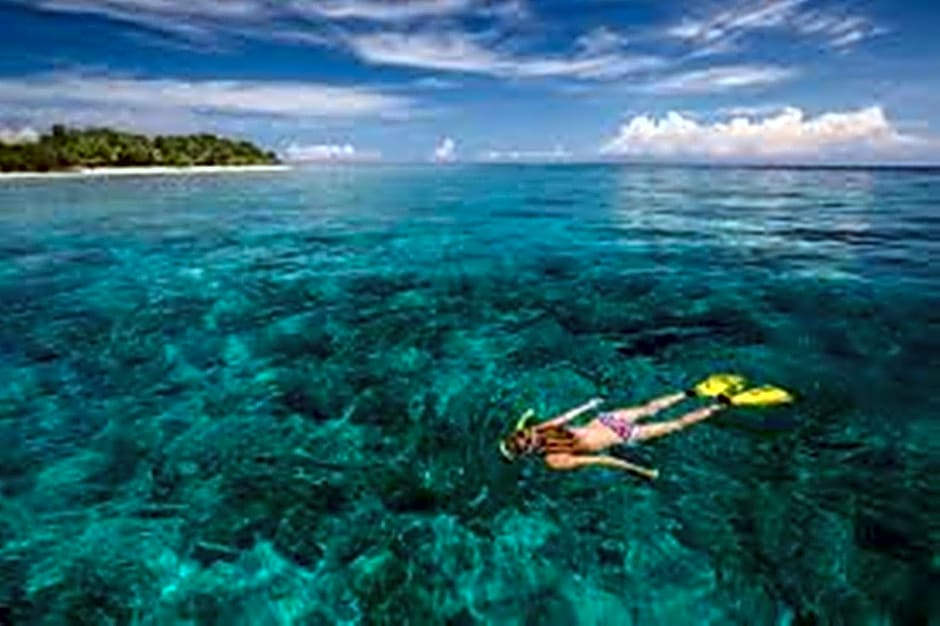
[534, 398, 603, 431]
[544, 453, 659, 480]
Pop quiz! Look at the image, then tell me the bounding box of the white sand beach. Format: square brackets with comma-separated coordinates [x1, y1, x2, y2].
[0, 164, 292, 181]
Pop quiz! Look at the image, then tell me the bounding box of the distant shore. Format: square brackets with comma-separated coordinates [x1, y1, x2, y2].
[0, 164, 292, 180]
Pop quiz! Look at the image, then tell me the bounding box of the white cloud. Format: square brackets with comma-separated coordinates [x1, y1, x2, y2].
[0, 73, 411, 120]
[793, 12, 886, 50]
[1, 104, 206, 136]
[515, 53, 664, 80]
[481, 145, 572, 162]
[21, 0, 522, 40]
[669, 0, 804, 41]
[23, 0, 269, 38]
[638, 65, 796, 94]
[351, 32, 502, 75]
[576, 26, 628, 55]
[412, 77, 460, 90]
[433, 137, 457, 162]
[0, 126, 40, 145]
[347, 30, 663, 80]
[304, 0, 474, 22]
[283, 142, 381, 162]
[601, 106, 923, 162]
[34, 0, 265, 19]
[718, 104, 788, 118]
[297, 0, 530, 23]
[666, 0, 883, 54]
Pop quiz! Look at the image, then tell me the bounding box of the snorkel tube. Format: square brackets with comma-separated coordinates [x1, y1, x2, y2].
[498, 408, 536, 461]
[515, 408, 535, 431]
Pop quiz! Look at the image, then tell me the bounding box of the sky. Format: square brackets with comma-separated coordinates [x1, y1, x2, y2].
[1, 0, 939, 163]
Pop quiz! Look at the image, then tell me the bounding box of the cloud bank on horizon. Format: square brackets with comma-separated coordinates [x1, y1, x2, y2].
[602, 106, 924, 162]
[0, 0, 937, 163]
[284, 142, 382, 163]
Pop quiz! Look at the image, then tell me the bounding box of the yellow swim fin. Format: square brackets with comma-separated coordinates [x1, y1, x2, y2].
[691, 373, 748, 398]
[726, 385, 794, 407]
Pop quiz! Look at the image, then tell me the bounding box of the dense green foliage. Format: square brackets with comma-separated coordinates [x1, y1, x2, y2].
[0, 125, 279, 171]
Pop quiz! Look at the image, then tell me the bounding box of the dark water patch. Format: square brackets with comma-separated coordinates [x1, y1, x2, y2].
[524, 193, 579, 207]
[506, 317, 578, 368]
[0, 276, 90, 321]
[488, 208, 564, 219]
[577, 224, 630, 240]
[255, 311, 336, 362]
[854, 515, 921, 561]
[11, 246, 117, 273]
[774, 226, 904, 247]
[346, 271, 434, 300]
[532, 253, 583, 281]
[620, 226, 704, 241]
[590, 272, 661, 299]
[901, 213, 940, 227]
[0, 554, 30, 625]
[592, 304, 768, 357]
[299, 231, 351, 246]
[276, 373, 350, 420]
[0, 239, 46, 258]
[873, 225, 940, 244]
[0, 427, 40, 497]
[613, 328, 708, 357]
[206, 280, 313, 336]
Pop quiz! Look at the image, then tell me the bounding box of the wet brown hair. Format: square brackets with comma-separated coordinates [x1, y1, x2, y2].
[501, 426, 577, 460]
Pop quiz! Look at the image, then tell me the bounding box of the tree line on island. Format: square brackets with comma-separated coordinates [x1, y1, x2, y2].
[0, 125, 280, 172]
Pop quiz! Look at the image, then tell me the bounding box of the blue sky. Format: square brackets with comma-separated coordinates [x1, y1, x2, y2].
[1, 0, 939, 163]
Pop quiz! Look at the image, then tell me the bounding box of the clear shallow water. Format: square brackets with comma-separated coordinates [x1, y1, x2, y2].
[0, 165, 937, 625]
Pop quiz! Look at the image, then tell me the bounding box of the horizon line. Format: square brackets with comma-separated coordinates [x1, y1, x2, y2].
[282, 160, 940, 170]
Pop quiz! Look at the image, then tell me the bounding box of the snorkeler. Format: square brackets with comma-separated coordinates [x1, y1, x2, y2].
[498, 374, 793, 480]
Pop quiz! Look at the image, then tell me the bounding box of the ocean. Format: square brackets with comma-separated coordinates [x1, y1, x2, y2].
[0, 165, 937, 625]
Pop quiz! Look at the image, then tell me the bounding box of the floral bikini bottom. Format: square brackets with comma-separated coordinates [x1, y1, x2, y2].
[597, 412, 640, 444]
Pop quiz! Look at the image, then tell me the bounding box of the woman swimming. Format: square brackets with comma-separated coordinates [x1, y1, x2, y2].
[498, 374, 793, 480]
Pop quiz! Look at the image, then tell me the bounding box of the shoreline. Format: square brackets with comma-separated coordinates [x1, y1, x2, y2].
[0, 164, 292, 180]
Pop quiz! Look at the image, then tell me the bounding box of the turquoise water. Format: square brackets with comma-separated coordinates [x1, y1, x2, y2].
[0, 165, 937, 625]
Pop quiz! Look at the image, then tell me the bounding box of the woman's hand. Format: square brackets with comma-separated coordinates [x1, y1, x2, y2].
[533, 397, 605, 431]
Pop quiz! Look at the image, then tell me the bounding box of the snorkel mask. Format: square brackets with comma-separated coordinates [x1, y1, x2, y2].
[498, 409, 536, 461]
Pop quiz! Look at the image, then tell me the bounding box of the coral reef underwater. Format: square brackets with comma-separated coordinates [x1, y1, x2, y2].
[0, 166, 936, 624]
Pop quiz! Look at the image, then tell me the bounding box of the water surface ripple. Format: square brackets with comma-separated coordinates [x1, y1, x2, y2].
[0, 165, 937, 625]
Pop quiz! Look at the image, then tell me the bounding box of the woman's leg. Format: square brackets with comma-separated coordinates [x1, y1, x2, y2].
[632, 403, 725, 441]
[606, 391, 688, 423]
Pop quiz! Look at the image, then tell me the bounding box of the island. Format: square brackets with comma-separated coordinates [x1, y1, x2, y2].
[0, 125, 280, 172]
